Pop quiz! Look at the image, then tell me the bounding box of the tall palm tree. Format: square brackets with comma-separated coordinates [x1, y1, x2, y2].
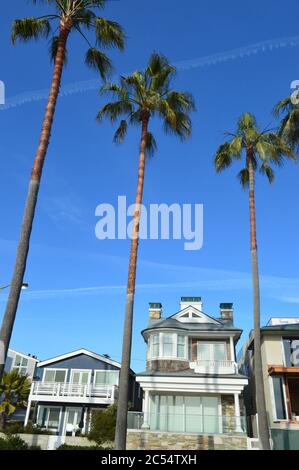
[0, 1, 125, 381]
[274, 92, 299, 152]
[214, 112, 294, 450]
[0, 370, 31, 430]
[98, 53, 195, 449]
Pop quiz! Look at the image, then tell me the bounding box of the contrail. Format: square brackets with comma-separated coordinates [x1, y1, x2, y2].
[1, 35, 299, 111]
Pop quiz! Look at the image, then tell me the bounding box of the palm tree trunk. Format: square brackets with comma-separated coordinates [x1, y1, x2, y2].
[115, 110, 149, 450]
[0, 24, 70, 381]
[248, 154, 271, 450]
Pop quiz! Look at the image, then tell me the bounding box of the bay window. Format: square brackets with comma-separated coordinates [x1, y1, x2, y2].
[150, 333, 186, 359]
[152, 334, 160, 357]
[162, 334, 173, 357]
[177, 335, 186, 358]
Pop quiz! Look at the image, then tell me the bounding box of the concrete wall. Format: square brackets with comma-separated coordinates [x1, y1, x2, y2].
[127, 430, 248, 450]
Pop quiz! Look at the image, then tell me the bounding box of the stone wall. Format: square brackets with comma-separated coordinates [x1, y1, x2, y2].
[146, 359, 190, 372]
[127, 430, 248, 450]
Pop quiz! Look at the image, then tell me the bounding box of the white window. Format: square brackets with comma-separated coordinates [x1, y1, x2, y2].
[13, 354, 28, 376]
[43, 369, 67, 383]
[94, 370, 119, 386]
[71, 370, 91, 385]
[177, 335, 186, 358]
[152, 334, 159, 357]
[197, 342, 227, 361]
[37, 406, 61, 430]
[162, 334, 174, 357]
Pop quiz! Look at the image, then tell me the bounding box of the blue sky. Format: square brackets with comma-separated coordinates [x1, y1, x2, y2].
[1, 0, 299, 371]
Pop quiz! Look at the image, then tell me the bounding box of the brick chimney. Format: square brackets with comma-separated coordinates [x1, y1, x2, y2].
[220, 303, 234, 322]
[149, 302, 162, 321]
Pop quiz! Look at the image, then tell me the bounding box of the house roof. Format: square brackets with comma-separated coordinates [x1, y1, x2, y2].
[261, 324, 299, 333]
[8, 348, 39, 362]
[142, 317, 242, 336]
[37, 348, 135, 374]
[136, 369, 248, 380]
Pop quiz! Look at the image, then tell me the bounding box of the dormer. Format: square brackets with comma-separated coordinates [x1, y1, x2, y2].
[172, 306, 221, 324]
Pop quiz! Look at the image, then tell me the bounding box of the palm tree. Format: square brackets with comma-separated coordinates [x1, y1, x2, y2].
[214, 112, 294, 450]
[0, 370, 31, 430]
[0, 1, 125, 381]
[98, 52, 195, 449]
[274, 93, 299, 152]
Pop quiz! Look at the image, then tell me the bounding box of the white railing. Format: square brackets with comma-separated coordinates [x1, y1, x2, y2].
[31, 381, 118, 400]
[190, 360, 237, 374]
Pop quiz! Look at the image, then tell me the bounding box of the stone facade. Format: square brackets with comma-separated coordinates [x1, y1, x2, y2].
[146, 359, 190, 372]
[127, 430, 248, 450]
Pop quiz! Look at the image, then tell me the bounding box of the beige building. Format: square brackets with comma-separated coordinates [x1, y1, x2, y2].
[239, 317, 299, 450]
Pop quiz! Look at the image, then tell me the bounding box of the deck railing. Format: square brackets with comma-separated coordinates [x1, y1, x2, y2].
[30, 381, 118, 400]
[190, 360, 237, 374]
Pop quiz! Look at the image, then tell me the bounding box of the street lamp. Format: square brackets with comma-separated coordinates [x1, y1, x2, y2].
[0, 283, 29, 292]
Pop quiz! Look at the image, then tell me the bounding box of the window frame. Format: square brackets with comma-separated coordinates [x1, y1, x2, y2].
[37, 405, 62, 430]
[70, 369, 92, 385]
[197, 341, 227, 362]
[42, 368, 68, 383]
[93, 369, 119, 386]
[150, 333, 187, 360]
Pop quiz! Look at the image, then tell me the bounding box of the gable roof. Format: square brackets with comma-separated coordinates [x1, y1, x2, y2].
[37, 348, 126, 371]
[170, 305, 222, 324]
[8, 348, 39, 362]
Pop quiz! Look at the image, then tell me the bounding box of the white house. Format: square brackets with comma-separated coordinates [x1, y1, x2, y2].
[127, 297, 248, 450]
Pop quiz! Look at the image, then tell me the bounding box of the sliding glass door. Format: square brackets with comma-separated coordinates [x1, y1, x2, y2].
[150, 395, 220, 433]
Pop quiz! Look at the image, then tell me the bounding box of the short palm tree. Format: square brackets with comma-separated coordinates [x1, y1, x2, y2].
[214, 112, 294, 450]
[98, 52, 195, 449]
[0, 370, 31, 430]
[0, 1, 125, 381]
[274, 93, 299, 152]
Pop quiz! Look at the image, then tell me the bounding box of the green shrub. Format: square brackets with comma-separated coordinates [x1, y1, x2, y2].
[88, 405, 117, 445]
[0, 435, 41, 450]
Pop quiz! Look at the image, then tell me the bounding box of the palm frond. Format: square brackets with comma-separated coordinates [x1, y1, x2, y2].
[12, 17, 51, 44]
[85, 48, 113, 80]
[95, 18, 125, 50]
[113, 120, 128, 144]
[237, 168, 250, 188]
[145, 132, 157, 157]
[49, 35, 68, 64]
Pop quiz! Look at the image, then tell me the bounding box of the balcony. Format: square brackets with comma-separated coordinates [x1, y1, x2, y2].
[29, 382, 118, 405]
[127, 411, 247, 434]
[189, 360, 237, 375]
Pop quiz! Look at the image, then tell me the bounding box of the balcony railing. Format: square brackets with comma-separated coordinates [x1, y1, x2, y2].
[30, 381, 118, 401]
[189, 360, 237, 374]
[127, 411, 246, 434]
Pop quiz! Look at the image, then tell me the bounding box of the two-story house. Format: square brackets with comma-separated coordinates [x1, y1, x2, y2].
[5, 349, 39, 379]
[127, 297, 249, 450]
[239, 317, 299, 450]
[24, 348, 140, 436]
[4, 349, 39, 423]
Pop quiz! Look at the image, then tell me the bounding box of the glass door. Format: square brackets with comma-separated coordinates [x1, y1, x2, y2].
[64, 408, 82, 436]
[202, 397, 219, 433]
[71, 370, 90, 385]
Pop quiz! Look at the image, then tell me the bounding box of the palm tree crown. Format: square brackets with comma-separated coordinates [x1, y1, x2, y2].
[274, 93, 299, 153]
[0, 370, 31, 417]
[215, 112, 294, 185]
[11, 0, 125, 79]
[97, 52, 195, 151]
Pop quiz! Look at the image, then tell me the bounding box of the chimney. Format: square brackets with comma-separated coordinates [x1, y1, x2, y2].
[180, 296, 203, 311]
[220, 303, 234, 322]
[149, 302, 162, 321]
